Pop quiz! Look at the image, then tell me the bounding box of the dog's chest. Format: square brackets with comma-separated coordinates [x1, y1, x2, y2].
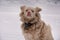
[24, 29, 40, 40]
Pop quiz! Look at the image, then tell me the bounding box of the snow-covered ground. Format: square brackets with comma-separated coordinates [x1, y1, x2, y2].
[0, 0, 60, 40]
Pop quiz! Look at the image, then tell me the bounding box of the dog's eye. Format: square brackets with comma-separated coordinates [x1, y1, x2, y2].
[31, 10, 34, 12]
[26, 9, 28, 12]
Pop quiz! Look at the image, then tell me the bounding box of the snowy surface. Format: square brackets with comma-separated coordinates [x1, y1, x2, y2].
[0, 0, 60, 40]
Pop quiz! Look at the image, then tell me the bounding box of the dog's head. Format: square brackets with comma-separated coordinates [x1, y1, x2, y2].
[20, 6, 42, 22]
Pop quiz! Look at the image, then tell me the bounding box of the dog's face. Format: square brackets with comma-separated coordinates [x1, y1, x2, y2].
[20, 6, 42, 20]
[23, 7, 35, 19]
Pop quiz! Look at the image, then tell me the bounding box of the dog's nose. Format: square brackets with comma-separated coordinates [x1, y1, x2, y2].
[28, 12, 30, 14]
[27, 12, 31, 16]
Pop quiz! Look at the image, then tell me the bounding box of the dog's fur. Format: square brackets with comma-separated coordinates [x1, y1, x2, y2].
[20, 6, 53, 40]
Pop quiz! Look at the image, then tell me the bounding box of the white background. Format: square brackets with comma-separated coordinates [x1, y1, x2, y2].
[0, 0, 60, 40]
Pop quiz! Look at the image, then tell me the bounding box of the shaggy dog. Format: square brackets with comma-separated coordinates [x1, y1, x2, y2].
[20, 6, 53, 40]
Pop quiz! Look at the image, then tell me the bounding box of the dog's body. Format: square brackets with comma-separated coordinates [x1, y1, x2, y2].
[20, 6, 53, 40]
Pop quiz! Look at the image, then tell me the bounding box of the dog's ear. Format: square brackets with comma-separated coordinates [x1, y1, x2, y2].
[20, 5, 26, 11]
[35, 7, 42, 12]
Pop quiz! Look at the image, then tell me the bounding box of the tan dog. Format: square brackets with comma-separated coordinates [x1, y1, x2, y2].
[20, 6, 53, 40]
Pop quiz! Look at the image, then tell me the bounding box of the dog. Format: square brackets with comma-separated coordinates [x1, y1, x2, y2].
[19, 6, 54, 40]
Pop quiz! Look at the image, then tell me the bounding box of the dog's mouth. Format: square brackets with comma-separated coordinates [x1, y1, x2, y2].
[27, 12, 31, 16]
